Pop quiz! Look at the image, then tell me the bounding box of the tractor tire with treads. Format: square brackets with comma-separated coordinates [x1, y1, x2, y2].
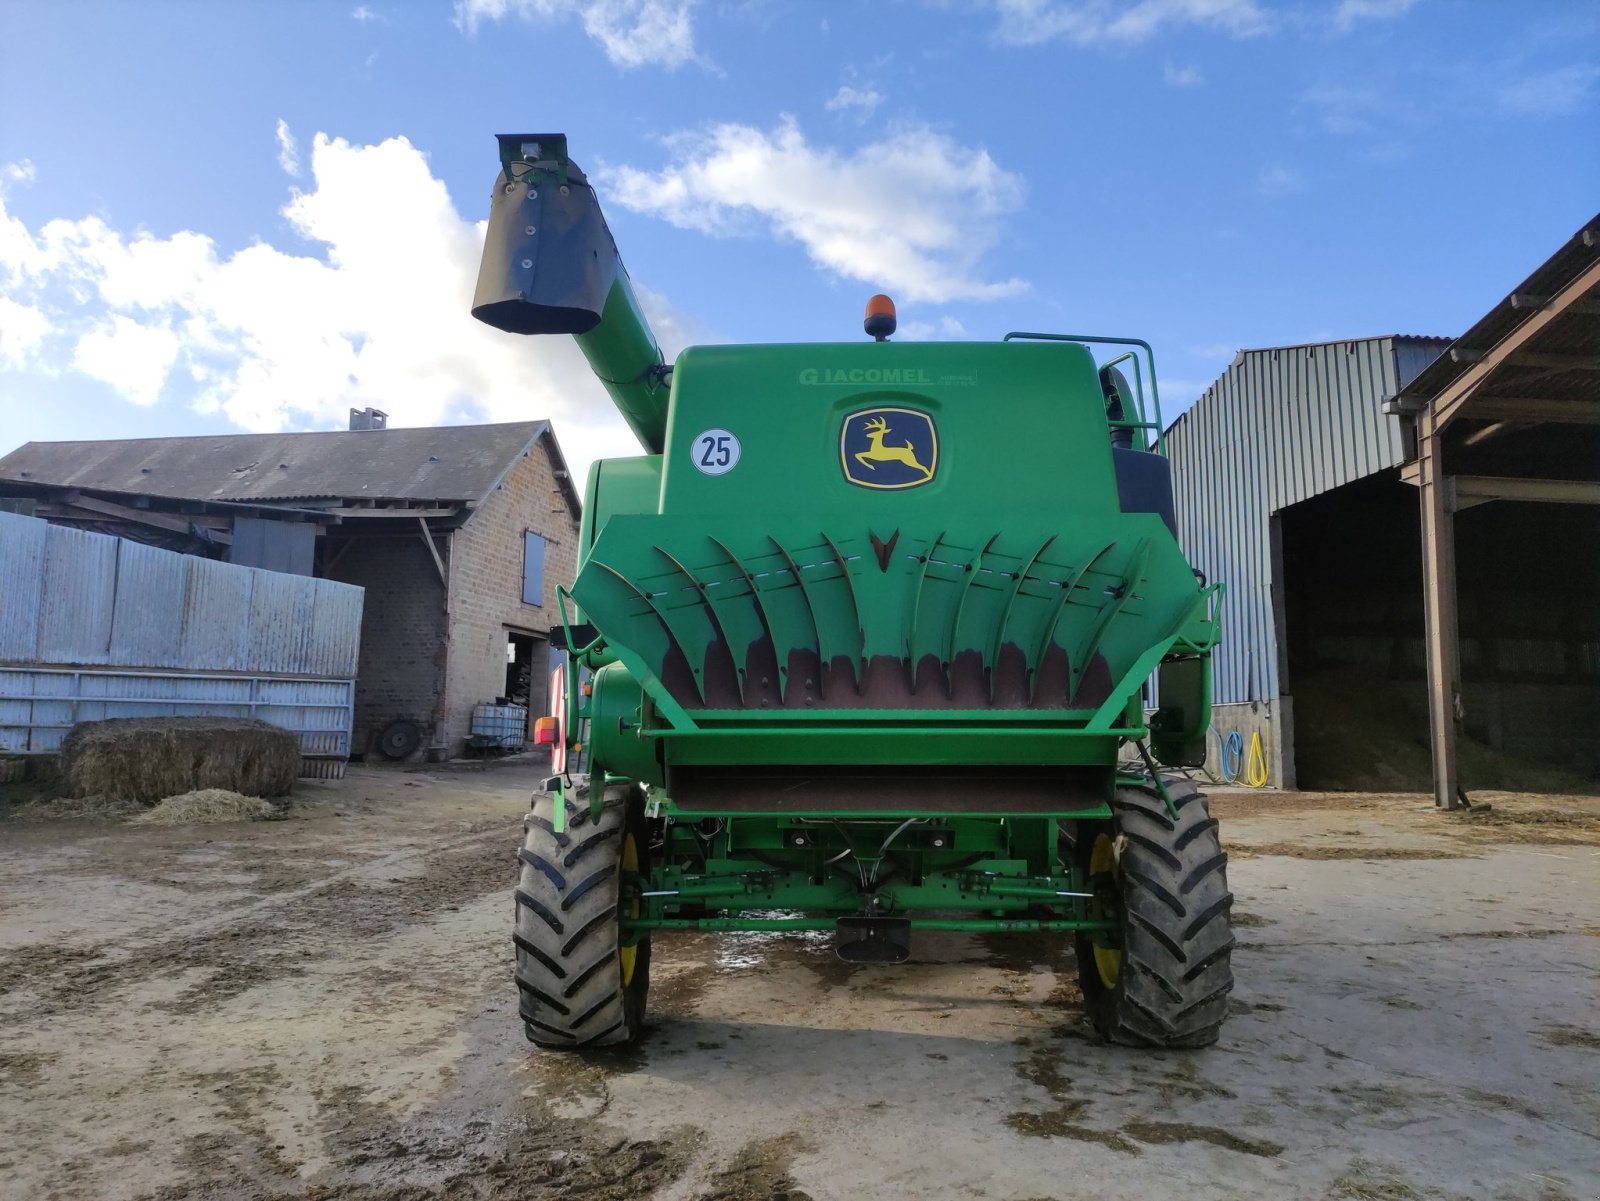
[1072, 777, 1234, 1048]
[513, 777, 650, 1048]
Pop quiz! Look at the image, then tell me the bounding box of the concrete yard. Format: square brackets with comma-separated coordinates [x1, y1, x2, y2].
[1, 762, 1596, 1201]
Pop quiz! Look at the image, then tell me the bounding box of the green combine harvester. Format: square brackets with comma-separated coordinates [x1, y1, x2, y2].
[472, 134, 1233, 1050]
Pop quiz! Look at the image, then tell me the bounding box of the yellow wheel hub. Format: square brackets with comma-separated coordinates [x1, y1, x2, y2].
[619, 832, 640, 987]
[1089, 832, 1122, 989]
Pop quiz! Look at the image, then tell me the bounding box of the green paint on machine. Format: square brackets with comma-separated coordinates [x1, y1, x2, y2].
[475, 132, 1235, 1053]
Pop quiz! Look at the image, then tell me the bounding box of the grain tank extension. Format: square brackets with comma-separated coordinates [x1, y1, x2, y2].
[474, 133, 1233, 1049]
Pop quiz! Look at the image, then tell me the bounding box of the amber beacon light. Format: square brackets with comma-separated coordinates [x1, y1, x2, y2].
[864, 294, 897, 341]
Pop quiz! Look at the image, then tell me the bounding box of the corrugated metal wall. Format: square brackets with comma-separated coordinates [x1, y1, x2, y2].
[1166, 337, 1447, 704]
[0, 511, 363, 757]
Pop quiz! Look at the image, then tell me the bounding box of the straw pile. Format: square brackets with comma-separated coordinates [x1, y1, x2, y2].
[127, 789, 284, 826]
[59, 717, 300, 804]
[1293, 669, 1593, 793]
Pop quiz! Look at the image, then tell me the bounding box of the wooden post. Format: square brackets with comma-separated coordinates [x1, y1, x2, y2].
[1416, 408, 1462, 809]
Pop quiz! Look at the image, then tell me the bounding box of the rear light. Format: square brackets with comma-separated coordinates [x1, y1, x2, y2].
[548, 664, 567, 773]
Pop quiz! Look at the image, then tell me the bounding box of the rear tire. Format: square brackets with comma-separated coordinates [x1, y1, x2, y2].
[1071, 777, 1234, 1048]
[513, 777, 651, 1048]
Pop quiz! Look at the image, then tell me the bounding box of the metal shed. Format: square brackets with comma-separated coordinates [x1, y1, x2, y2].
[1164, 336, 1450, 787]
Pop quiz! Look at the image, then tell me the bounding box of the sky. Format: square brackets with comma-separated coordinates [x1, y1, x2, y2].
[1, 0, 1597, 484]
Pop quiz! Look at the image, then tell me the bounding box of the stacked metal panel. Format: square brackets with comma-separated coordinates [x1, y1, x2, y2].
[0, 511, 363, 764]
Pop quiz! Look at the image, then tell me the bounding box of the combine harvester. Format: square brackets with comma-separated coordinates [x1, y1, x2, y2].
[473, 134, 1232, 1050]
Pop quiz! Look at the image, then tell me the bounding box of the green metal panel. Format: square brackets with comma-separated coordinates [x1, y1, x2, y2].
[579, 455, 662, 552]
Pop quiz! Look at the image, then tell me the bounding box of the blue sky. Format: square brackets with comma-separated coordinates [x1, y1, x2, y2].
[1, 0, 1596, 480]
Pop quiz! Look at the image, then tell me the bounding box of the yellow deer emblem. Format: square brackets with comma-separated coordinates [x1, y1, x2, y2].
[855, 415, 933, 481]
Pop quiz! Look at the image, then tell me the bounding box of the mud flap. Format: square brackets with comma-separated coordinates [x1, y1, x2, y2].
[836, 915, 912, 963]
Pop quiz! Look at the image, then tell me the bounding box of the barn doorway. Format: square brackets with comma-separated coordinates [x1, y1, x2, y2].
[1280, 471, 1599, 790]
[505, 629, 548, 725]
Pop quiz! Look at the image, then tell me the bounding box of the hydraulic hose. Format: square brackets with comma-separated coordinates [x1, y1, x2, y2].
[1216, 729, 1243, 784]
[1244, 730, 1270, 789]
[1211, 727, 1269, 788]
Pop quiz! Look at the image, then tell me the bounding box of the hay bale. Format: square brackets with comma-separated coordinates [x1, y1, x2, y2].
[127, 789, 283, 826]
[59, 717, 300, 804]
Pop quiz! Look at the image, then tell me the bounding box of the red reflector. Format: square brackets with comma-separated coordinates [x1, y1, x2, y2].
[533, 716, 558, 745]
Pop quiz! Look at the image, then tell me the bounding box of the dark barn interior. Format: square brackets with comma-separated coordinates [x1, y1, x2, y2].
[1281, 439, 1600, 791]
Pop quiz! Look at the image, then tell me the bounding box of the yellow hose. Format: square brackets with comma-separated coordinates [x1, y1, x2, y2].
[1244, 730, 1270, 789]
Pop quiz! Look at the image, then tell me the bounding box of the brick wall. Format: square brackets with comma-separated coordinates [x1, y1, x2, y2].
[325, 537, 448, 754]
[440, 431, 581, 751]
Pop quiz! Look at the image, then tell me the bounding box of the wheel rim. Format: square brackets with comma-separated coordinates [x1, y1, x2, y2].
[619, 832, 640, 987]
[1089, 832, 1122, 989]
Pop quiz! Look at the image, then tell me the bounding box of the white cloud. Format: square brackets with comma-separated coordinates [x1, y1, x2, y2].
[601, 118, 1027, 304]
[454, 0, 701, 69]
[0, 296, 49, 366]
[826, 85, 885, 120]
[72, 315, 181, 406]
[1163, 62, 1205, 86]
[0, 132, 695, 482]
[1332, 0, 1415, 31]
[275, 119, 301, 177]
[1498, 65, 1600, 116]
[1256, 164, 1307, 196]
[898, 315, 970, 340]
[351, 4, 385, 21]
[2, 160, 36, 187]
[991, 0, 1270, 46]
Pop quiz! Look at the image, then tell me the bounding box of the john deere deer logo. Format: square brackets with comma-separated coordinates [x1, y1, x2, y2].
[841, 407, 939, 490]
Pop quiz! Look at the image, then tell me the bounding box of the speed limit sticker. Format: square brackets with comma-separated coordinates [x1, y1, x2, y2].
[691, 428, 741, 476]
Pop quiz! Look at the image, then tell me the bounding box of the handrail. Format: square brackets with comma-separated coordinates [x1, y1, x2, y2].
[1003, 331, 1167, 455]
[1100, 350, 1150, 448]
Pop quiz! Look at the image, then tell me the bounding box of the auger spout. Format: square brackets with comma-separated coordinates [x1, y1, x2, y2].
[471, 133, 670, 453]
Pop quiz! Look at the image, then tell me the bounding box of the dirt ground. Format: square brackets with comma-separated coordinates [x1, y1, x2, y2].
[1, 761, 1596, 1201]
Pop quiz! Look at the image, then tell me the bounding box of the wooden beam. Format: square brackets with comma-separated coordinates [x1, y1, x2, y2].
[417, 517, 447, 586]
[1464, 396, 1600, 424]
[1416, 409, 1463, 810]
[1433, 256, 1600, 428]
[1510, 293, 1600, 316]
[320, 538, 357, 576]
[1453, 476, 1600, 506]
[1503, 351, 1600, 371]
[51, 494, 234, 544]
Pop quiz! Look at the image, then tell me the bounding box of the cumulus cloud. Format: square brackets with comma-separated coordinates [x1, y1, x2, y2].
[991, 0, 1270, 46]
[1163, 62, 1205, 86]
[0, 133, 688, 480]
[825, 85, 885, 121]
[72, 315, 181, 406]
[275, 119, 301, 177]
[454, 0, 701, 69]
[0, 296, 49, 366]
[600, 118, 1027, 304]
[898, 315, 971, 340]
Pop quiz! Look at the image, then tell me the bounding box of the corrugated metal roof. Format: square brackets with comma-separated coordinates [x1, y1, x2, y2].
[0, 421, 551, 507]
[1166, 335, 1450, 705]
[1394, 213, 1599, 409]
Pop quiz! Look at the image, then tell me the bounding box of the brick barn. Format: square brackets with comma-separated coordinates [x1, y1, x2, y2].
[0, 415, 582, 759]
